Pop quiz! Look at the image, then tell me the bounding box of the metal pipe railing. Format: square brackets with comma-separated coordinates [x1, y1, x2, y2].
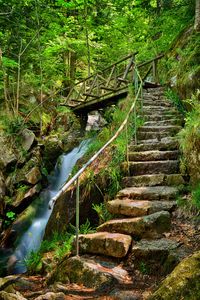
[50, 66, 143, 256]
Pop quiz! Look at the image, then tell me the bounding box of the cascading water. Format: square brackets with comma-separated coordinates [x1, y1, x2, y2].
[10, 139, 89, 274]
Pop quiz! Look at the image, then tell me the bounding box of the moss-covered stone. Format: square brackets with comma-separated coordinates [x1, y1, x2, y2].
[48, 256, 120, 289]
[149, 251, 200, 300]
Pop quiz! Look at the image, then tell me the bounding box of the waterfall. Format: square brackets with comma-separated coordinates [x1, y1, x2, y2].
[11, 139, 89, 274]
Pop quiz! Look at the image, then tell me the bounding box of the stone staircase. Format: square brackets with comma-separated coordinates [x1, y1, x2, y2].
[52, 87, 185, 290]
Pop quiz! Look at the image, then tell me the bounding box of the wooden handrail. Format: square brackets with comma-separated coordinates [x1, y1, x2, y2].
[137, 54, 164, 68]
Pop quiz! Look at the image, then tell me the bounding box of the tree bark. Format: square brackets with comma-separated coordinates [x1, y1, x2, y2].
[195, 0, 200, 31]
[0, 48, 10, 112]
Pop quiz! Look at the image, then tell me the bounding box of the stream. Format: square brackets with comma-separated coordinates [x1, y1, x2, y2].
[10, 139, 89, 274]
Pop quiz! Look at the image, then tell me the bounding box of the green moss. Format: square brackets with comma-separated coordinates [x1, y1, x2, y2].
[150, 251, 200, 300]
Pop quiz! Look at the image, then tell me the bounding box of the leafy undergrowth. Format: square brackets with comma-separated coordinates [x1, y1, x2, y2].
[25, 219, 95, 274]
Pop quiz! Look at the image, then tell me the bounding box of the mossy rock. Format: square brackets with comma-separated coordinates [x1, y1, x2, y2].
[149, 251, 200, 300]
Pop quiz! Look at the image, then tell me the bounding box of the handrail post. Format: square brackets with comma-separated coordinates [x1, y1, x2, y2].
[152, 59, 158, 83]
[76, 177, 80, 256]
[125, 122, 129, 175]
[140, 83, 143, 114]
[134, 67, 138, 145]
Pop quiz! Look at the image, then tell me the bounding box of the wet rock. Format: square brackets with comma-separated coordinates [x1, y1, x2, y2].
[86, 111, 107, 131]
[12, 183, 41, 209]
[0, 134, 17, 169]
[49, 256, 130, 289]
[97, 211, 171, 238]
[42, 135, 63, 171]
[21, 129, 35, 151]
[15, 156, 42, 184]
[25, 167, 41, 185]
[34, 292, 65, 300]
[149, 251, 200, 300]
[78, 232, 132, 257]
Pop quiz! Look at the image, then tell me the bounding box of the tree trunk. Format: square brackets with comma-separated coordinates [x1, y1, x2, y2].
[195, 0, 200, 31]
[63, 50, 76, 96]
[0, 48, 10, 112]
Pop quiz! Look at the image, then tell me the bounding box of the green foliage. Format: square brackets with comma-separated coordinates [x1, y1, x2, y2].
[4, 211, 16, 226]
[192, 184, 200, 211]
[178, 94, 200, 185]
[139, 261, 149, 275]
[92, 203, 112, 225]
[24, 250, 42, 275]
[69, 219, 95, 234]
[54, 236, 74, 260]
[165, 88, 186, 115]
[41, 166, 48, 177]
[25, 230, 74, 274]
[2, 116, 26, 136]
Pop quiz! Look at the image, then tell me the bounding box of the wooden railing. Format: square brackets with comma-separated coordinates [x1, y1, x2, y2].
[64, 53, 164, 109]
[65, 52, 138, 106]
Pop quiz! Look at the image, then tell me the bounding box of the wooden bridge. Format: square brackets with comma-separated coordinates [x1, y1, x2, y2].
[63, 53, 164, 114]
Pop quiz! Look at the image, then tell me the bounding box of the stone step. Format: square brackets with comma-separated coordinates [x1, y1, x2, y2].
[143, 101, 172, 107]
[122, 174, 185, 187]
[129, 150, 179, 161]
[138, 125, 181, 133]
[117, 186, 179, 200]
[126, 160, 179, 175]
[49, 255, 132, 289]
[136, 136, 177, 145]
[78, 232, 132, 258]
[137, 131, 177, 140]
[143, 106, 177, 112]
[97, 211, 171, 238]
[132, 238, 179, 260]
[107, 199, 176, 217]
[144, 119, 182, 126]
[129, 137, 179, 152]
[143, 112, 181, 120]
[131, 238, 180, 272]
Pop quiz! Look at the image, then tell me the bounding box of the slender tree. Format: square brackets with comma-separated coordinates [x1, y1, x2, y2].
[194, 0, 200, 31]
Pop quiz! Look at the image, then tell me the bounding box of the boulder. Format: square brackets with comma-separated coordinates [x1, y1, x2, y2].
[131, 238, 182, 274]
[49, 255, 130, 289]
[25, 167, 41, 185]
[149, 251, 200, 300]
[12, 184, 41, 210]
[42, 135, 63, 171]
[15, 157, 42, 185]
[0, 134, 17, 169]
[78, 232, 132, 257]
[21, 129, 35, 151]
